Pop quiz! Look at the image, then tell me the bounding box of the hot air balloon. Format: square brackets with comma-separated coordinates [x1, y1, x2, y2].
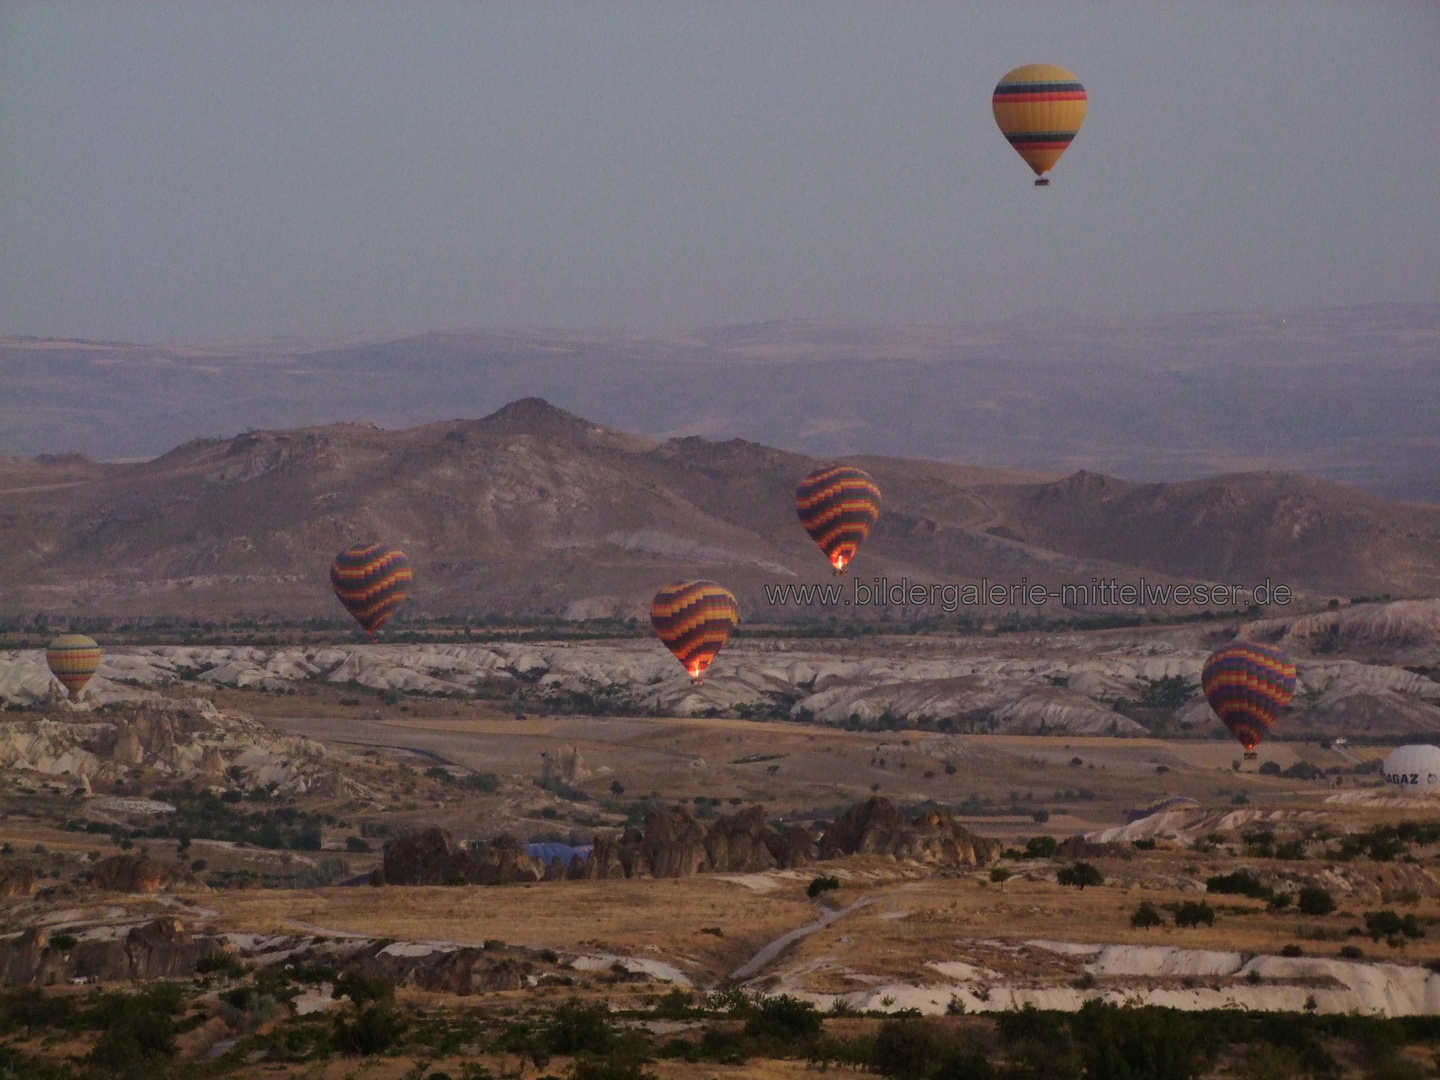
[992, 63, 1087, 186]
[1382, 745, 1440, 794]
[796, 465, 881, 574]
[650, 580, 740, 681]
[46, 634, 102, 700]
[330, 544, 412, 638]
[1202, 642, 1296, 758]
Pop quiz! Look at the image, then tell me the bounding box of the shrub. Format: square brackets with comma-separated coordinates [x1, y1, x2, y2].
[333, 972, 395, 1007]
[570, 1057, 658, 1080]
[345, 836, 371, 853]
[1258, 761, 1282, 776]
[1133, 838, 1156, 851]
[1340, 945, 1364, 960]
[1365, 910, 1424, 942]
[1031, 810, 1050, 824]
[1070, 1001, 1212, 1080]
[333, 1004, 404, 1055]
[1298, 885, 1336, 916]
[1024, 835, 1058, 859]
[1281, 944, 1303, 957]
[195, 952, 246, 978]
[1131, 901, 1165, 929]
[47, 934, 77, 952]
[1057, 862, 1103, 890]
[806, 875, 840, 899]
[546, 999, 616, 1056]
[990, 867, 1012, 885]
[744, 995, 822, 1043]
[461, 772, 501, 793]
[1206, 871, 1272, 901]
[871, 1017, 992, 1080]
[84, 985, 186, 1071]
[1172, 901, 1216, 928]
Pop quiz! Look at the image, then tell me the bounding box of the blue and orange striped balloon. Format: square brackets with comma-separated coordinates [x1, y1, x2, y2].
[1202, 642, 1297, 753]
[650, 581, 740, 680]
[992, 63, 1087, 182]
[330, 544, 412, 638]
[796, 465, 881, 574]
[46, 634, 102, 699]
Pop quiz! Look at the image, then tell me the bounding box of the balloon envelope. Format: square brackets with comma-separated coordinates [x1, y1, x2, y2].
[795, 465, 881, 573]
[1202, 642, 1296, 752]
[46, 634, 102, 699]
[1382, 745, 1440, 794]
[330, 544, 412, 637]
[992, 63, 1087, 178]
[651, 580, 740, 679]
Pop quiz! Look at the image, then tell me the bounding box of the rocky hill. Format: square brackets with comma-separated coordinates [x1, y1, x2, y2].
[5, 303, 1439, 503]
[1, 398, 1438, 623]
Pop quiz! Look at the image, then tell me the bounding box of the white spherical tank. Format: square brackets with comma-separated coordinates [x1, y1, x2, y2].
[1382, 745, 1440, 793]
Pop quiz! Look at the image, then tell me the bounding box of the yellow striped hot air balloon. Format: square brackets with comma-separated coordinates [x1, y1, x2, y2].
[992, 63, 1087, 185]
[795, 465, 882, 574]
[650, 581, 740, 681]
[46, 634, 102, 700]
[330, 544, 412, 638]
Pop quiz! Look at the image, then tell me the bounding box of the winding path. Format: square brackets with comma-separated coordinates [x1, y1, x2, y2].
[729, 894, 878, 982]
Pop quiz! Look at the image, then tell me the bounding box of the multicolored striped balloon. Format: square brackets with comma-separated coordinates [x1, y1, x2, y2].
[992, 63, 1087, 182]
[650, 581, 740, 680]
[795, 465, 882, 574]
[330, 544, 412, 638]
[46, 634, 102, 699]
[1202, 642, 1297, 753]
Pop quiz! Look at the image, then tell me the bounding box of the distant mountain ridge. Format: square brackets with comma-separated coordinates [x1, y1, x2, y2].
[1, 399, 1437, 622]
[3, 302, 1438, 503]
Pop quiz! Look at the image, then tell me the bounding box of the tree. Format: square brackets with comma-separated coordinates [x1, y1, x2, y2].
[1297, 885, 1335, 916]
[1131, 901, 1164, 929]
[1057, 862, 1103, 889]
[1025, 835, 1058, 859]
[1172, 901, 1215, 928]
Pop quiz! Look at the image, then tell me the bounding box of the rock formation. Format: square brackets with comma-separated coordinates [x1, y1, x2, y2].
[88, 854, 202, 894]
[818, 797, 1001, 866]
[381, 828, 544, 886]
[384, 797, 981, 889]
[0, 919, 227, 985]
[0, 865, 36, 898]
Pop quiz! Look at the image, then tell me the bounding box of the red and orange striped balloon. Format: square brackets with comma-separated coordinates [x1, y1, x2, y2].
[650, 581, 740, 680]
[1202, 642, 1297, 753]
[46, 634, 102, 699]
[330, 544, 412, 638]
[795, 465, 881, 574]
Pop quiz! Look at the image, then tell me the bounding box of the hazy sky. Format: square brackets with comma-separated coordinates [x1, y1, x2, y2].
[3, 3, 1438, 342]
